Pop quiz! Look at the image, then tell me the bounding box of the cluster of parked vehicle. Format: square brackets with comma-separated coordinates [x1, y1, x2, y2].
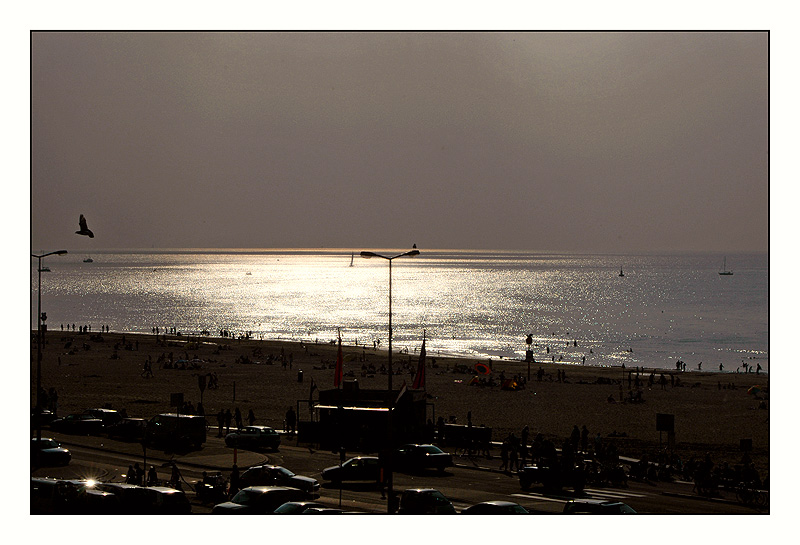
[35, 408, 208, 451]
[31, 477, 192, 515]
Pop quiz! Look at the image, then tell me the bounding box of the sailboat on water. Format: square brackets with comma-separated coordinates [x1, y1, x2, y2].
[350, 252, 354, 267]
[719, 257, 733, 276]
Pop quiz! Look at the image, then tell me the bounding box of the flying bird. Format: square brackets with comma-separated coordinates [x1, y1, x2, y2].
[75, 214, 94, 238]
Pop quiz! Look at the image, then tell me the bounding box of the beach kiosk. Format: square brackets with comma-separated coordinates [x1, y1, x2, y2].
[297, 381, 429, 452]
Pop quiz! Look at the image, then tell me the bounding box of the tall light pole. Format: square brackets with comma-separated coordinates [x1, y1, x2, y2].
[360, 248, 419, 513]
[32, 250, 67, 447]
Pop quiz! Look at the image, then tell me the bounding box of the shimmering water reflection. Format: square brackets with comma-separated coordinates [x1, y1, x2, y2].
[32, 250, 768, 371]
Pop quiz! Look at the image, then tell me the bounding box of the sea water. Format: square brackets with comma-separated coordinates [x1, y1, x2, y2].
[31, 250, 768, 372]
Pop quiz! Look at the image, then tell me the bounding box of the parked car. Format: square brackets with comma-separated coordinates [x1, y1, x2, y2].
[239, 464, 319, 495]
[84, 408, 124, 430]
[394, 444, 453, 473]
[224, 425, 281, 451]
[146, 413, 207, 449]
[49, 413, 104, 435]
[96, 483, 149, 513]
[212, 486, 311, 514]
[107, 418, 147, 442]
[140, 486, 192, 514]
[303, 507, 344, 514]
[273, 501, 326, 514]
[31, 437, 71, 466]
[31, 408, 56, 428]
[397, 488, 457, 514]
[31, 478, 67, 514]
[518, 464, 571, 491]
[461, 500, 529, 514]
[321, 456, 381, 483]
[195, 471, 228, 505]
[563, 498, 637, 514]
[31, 478, 119, 514]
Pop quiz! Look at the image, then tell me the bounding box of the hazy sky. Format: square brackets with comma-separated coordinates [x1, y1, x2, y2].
[30, 31, 768, 252]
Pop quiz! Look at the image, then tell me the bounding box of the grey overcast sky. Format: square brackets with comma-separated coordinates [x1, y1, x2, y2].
[30, 31, 768, 252]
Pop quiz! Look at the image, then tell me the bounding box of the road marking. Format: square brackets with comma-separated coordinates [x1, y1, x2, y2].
[583, 488, 647, 499]
[512, 493, 569, 503]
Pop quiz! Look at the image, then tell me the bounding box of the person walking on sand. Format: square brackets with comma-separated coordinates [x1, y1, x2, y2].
[570, 425, 580, 453]
[224, 409, 232, 435]
[286, 406, 297, 436]
[499, 440, 510, 471]
[234, 407, 242, 430]
[217, 410, 224, 437]
[247, 408, 256, 426]
[147, 465, 158, 486]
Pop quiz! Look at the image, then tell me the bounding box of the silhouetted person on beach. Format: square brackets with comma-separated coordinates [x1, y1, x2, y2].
[286, 406, 297, 436]
[247, 408, 256, 426]
[224, 409, 232, 434]
[148, 466, 158, 486]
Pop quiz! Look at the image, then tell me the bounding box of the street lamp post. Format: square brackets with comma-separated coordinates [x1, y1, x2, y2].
[360, 248, 419, 513]
[32, 250, 67, 447]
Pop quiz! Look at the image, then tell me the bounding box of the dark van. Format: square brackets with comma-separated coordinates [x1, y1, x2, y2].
[146, 413, 206, 449]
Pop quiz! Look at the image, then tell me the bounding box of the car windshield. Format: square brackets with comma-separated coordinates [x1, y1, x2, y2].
[35, 439, 59, 448]
[231, 489, 260, 505]
[421, 445, 444, 454]
[275, 467, 295, 478]
[509, 504, 528, 513]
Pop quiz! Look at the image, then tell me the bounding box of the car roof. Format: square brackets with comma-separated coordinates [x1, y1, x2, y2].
[568, 498, 624, 505]
[474, 501, 520, 506]
[99, 482, 141, 490]
[242, 486, 295, 492]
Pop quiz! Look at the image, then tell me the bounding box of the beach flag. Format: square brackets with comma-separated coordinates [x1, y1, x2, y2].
[412, 337, 426, 389]
[395, 380, 408, 404]
[334, 336, 343, 388]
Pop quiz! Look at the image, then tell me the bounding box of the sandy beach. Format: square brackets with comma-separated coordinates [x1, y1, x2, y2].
[31, 330, 769, 476]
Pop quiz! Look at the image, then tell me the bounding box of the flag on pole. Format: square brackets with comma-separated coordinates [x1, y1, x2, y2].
[412, 337, 426, 389]
[334, 336, 343, 388]
[395, 380, 408, 404]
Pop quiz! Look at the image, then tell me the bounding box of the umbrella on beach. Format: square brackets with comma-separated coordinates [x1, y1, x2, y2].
[747, 385, 763, 396]
[474, 362, 491, 375]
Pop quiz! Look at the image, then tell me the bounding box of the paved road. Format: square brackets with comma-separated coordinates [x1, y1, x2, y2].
[31, 432, 764, 514]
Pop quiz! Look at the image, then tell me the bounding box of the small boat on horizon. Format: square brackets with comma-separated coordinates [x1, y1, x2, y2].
[619, 268, 624, 277]
[350, 252, 354, 267]
[83, 256, 93, 263]
[39, 266, 51, 272]
[719, 257, 733, 276]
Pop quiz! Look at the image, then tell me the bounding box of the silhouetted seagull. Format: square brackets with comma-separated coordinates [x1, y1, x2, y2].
[75, 214, 94, 238]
